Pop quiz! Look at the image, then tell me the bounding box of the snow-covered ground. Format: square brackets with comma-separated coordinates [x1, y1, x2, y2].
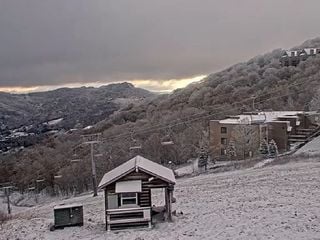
[295, 135, 320, 156]
[252, 158, 274, 169]
[2, 158, 320, 240]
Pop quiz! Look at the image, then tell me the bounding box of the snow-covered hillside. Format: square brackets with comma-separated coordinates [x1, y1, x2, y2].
[295, 135, 320, 156]
[2, 158, 320, 240]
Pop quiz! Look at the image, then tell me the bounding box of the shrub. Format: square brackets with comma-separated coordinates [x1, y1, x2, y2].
[0, 210, 11, 226]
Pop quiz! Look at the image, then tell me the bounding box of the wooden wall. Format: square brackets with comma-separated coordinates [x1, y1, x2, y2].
[104, 169, 171, 209]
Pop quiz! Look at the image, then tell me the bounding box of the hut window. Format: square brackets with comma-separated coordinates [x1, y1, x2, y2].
[120, 192, 138, 206]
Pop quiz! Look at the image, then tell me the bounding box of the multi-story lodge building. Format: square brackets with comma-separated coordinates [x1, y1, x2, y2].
[209, 111, 320, 160]
[281, 48, 320, 66]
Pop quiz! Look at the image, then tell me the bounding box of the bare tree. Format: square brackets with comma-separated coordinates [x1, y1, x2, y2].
[231, 124, 260, 160]
[309, 88, 320, 111]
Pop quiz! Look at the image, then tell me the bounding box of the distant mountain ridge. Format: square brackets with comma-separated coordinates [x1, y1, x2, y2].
[0, 82, 153, 130]
[0, 82, 154, 153]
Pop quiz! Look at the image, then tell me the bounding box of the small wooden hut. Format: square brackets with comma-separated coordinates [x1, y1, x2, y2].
[98, 155, 176, 231]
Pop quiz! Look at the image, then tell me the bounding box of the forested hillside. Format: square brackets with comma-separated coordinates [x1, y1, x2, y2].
[1, 38, 320, 194]
[0, 82, 153, 130]
[0, 82, 154, 154]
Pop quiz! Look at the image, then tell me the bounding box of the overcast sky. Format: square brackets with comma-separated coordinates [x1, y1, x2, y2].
[0, 0, 320, 92]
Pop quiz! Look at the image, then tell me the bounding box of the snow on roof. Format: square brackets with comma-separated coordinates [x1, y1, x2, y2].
[98, 159, 135, 189]
[217, 111, 303, 125]
[136, 156, 176, 184]
[304, 48, 318, 55]
[54, 204, 83, 210]
[283, 48, 319, 57]
[98, 155, 176, 189]
[285, 50, 292, 56]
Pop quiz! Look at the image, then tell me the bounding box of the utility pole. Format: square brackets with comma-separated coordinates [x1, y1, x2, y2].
[82, 133, 101, 197]
[252, 96, 256, 111]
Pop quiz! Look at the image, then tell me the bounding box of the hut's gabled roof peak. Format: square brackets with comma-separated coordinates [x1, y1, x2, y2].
[98, 155, 176, 189]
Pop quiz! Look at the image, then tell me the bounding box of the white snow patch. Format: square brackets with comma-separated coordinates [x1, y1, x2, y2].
[253, 158, 274, 169]
[46, 118, 64, 126]
[10, 132, 29, 137]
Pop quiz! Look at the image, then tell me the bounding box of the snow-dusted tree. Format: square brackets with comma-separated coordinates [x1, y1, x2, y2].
[226, 140, 237, 159]
[268, 139, 278, 158]
[198, 147, 208, 171]
[259, 139, 269, 158]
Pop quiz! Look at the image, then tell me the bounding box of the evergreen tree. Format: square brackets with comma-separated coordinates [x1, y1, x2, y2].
[198, 147, 208, 171]
[259, 139, 269, 158]
[226, 140, 237, 159]
[268, 139, 278, 158]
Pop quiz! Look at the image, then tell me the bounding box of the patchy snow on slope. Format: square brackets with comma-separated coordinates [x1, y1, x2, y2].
[46, 118, 64, 126]
[252, 158, 275, 169]
[2, 159, 320, 240]
[174, 159, 198, 177]
[10, 132, 29, 138]
[295, 135, 320, 156]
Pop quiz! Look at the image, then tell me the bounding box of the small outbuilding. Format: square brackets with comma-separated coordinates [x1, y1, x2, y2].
[53, 204, 84, 229]
[98, 155, 176, 231]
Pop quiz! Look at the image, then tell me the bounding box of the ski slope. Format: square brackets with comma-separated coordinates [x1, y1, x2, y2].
[2, 158, 320, 240]
[295, 135, 320, 156]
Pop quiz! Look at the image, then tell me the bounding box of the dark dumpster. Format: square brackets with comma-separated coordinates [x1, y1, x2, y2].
[54, 204, 84, 228]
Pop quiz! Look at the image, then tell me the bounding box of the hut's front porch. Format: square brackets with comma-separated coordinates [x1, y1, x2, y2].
[104, 184, 174, 231]
[106, 206, 152, 231]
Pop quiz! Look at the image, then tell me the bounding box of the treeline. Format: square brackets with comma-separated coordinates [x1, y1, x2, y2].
[1, 38, 320, 195]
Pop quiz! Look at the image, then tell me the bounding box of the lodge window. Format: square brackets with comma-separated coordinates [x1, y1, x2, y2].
[221, 127, 227, 134]
[221, 138, 227, 145]
[120, 192, 138, 206]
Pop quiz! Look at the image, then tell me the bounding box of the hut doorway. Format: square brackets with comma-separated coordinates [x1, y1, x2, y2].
[150, 188, 166, 222]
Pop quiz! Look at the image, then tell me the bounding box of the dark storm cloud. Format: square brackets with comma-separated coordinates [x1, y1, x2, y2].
[0, 0, 320, 87]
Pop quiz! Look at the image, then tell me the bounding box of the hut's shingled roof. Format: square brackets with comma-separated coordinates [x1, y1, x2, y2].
[98, 155, 176, 189]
